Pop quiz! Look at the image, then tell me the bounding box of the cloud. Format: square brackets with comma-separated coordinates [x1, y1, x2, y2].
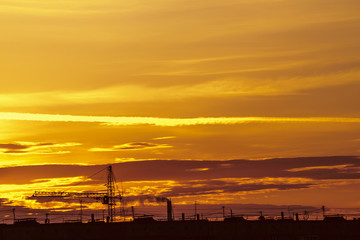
[112, 178, 313, 206]
[287, 164, 353, 172]
[0, 143, 28, 150]
[89, 142, 172, 152]
[115, 158, 158, 163]
[1, 112, 360, 127]
[1, 156, 360, 185]
[0, 142, 81, 155]
[152, 136, 176, 140]
[1, 67, 359, 108]
[0, 0, 359, 115]
[110, 156, 360, 181]
[186, 168, 210, 172]
[0, 176, 97, 209]
[2, 156, 360, 215]
[161, 181, 312, 198]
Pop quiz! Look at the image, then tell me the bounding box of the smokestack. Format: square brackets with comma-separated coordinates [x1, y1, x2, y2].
[167, 199, 172, 221]
[45, 213, 50, 224]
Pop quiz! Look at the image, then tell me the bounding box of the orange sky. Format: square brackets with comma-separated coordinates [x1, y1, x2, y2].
[0, 0, 360, 221]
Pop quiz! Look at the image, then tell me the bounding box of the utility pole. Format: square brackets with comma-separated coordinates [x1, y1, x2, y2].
[194, 201, 197, 220]
[222, 206, 225, 218]
[288, 206, 291, 218]
[80, 199, 83, 223]
[120, 181, 126, 221]
[12, 208, 16, 224]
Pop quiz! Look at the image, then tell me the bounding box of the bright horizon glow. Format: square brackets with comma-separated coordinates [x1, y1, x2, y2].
[1, 112, 360, 126]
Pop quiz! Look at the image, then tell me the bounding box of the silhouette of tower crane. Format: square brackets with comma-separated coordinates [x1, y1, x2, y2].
[32, 165, 121, 222]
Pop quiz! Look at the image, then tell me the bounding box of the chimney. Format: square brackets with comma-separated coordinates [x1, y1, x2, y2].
[167, 199, 172, 221]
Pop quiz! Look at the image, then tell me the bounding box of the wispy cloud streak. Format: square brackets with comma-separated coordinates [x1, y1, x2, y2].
[1, 112, 360, 126]
[0, 141, 81, 155]
[89, 142, 172, 152]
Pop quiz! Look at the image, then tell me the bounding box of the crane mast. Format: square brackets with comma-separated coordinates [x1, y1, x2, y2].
[32, 165, 121, 222]
[107, 165, 116, 222]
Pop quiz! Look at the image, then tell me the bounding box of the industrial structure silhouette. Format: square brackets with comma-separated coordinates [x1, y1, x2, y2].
[1, 165, 360, 240]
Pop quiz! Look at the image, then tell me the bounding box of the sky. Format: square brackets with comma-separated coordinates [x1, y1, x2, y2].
[0, 0, 360, 222]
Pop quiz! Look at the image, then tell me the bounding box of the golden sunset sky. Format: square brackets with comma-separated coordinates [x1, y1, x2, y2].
[0, 0, 360, 220]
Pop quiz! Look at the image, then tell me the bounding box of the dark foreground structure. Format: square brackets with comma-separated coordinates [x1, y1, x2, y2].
[1, 217, 360, 240]
[3, 166, 360, 240]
